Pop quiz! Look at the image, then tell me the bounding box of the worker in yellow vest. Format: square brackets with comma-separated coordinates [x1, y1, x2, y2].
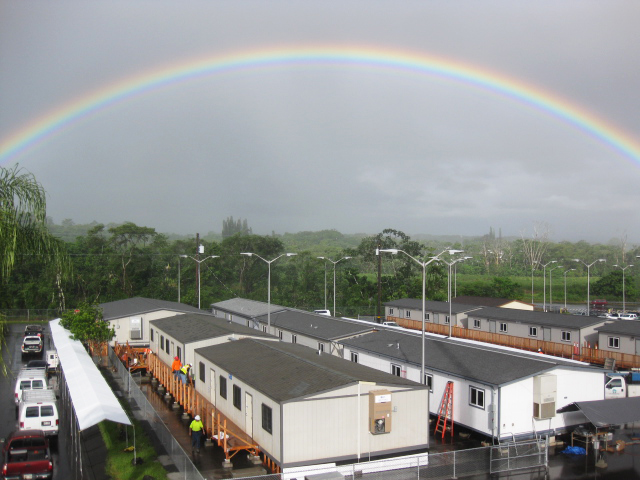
[190, 415, 204, 452]
[179, 363, 191, 384]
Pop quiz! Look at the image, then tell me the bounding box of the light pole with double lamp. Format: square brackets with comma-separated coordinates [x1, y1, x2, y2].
[378, 248, 457, 385]
[317, 256, 352, 317]
[436, 254, 471, 337]
[573, 258, 606, 316]
[241, 252, 297, 331]
[548, 265, 563, 312]
[180, 254, 219, 309]
[542, 261, 556, 312]
[563, 268, 576, 310]
[613, 264, 634, 312]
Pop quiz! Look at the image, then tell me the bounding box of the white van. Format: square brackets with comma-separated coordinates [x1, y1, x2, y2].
[46, 350, 59, 375]
[18, 389, 59, 436]
[14, 368, 48, 405]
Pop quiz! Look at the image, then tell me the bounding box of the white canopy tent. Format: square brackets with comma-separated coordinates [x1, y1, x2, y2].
[50, 318, 131, 430]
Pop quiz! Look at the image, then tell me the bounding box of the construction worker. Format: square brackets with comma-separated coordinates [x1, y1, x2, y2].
[189, 414, 204, 452]
[179, 363, 191, 384]
[171, 356, 182, 379]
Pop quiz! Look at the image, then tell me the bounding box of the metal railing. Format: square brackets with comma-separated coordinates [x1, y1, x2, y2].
[108, 346, 205, 480]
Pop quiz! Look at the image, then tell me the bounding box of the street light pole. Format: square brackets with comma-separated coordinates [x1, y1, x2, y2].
[548, 265, 563, 312]
[563, 268, 576, 310]
[180, 255, 219, 309]
[378, 248, 453, 384]
[542, 261, 557, 312]
[317, 257, 352, 317]
[613, 264, 634, 312]
[573, 258, 606, 316]
[241, 252, 297, 331]
[437, 255, 471, 337]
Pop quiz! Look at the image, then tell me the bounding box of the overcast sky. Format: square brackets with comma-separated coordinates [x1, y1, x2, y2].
[1, 1, 639, 244]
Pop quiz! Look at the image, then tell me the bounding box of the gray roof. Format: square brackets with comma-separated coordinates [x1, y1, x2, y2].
[100, 297, 202, 320]
[257, 309, 375, 341]
[384, 298, 481, 315]
[149, 313, 274, 344]
[595, 321, 640, 336]
[210, 297, 286, 318]
[340, 330, 595, 386]
[196, 339, 424, 403]
[558, 397, 640, 427]
[468, 307, 606, 329]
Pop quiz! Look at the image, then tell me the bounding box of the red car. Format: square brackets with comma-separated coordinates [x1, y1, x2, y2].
[1, 429, 53, 480]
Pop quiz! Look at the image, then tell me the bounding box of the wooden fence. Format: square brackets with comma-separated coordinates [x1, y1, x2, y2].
[390, 316, 640, 369]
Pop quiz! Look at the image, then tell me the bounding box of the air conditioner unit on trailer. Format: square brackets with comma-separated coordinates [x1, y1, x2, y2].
[533, 374, 557, 419]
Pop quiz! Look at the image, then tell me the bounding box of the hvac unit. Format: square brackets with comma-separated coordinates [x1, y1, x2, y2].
[533, 374, 557, 419]
[369, 390, 392, 434]
[129, 317, 142, 340]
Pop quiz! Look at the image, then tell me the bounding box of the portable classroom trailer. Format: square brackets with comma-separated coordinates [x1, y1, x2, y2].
[101, 297, 203, 346]
[149, 313, 276, 368]
[340, 330, 605, 440]
[194, 339, 429, 468]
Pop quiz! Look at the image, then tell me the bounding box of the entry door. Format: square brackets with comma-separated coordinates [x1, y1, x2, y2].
[543, 328, 551, 342]
[636, 339, 640, 355]
[489, 321, 496, 333]
[210, 369, 216, 408]
[245, 392, 253, 438]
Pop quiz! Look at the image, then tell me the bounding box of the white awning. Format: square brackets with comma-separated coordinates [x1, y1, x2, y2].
[50, 319, 131, 430]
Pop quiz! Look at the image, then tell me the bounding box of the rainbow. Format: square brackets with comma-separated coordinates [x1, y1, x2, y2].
[1, 45, 639, 164]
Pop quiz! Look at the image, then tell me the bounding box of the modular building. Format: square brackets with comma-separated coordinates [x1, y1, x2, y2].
[194, 338, 429, 468]
[149, 313, 276, 367]
[340, 330, 605, 440]
[384, 298, 481, 330]
[101, 297, 202, 346]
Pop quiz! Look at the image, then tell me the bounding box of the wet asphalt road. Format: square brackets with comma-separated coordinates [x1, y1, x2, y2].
[0, 322, 70, 480]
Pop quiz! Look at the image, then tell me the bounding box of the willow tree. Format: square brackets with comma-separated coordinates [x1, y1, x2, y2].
[0, 165, 70, 371]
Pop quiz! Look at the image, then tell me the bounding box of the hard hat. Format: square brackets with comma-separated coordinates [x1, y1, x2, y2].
[174, 356, 179, 360]
[195, 415, 201, 421]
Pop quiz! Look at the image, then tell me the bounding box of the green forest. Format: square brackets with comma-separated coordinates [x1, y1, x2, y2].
[3, 218, 639, 316]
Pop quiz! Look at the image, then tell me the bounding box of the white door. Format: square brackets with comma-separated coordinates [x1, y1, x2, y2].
[245, 392, 253, 438]
[210, 369, 216, 408]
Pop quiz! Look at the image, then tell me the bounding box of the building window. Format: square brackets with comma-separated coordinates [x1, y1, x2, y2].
[262, 325, 267, 333]
[160, 335, 164, 350]
[262, 404, 273, 434]
[165, 339, 170, 354]
[233, 385, 241, 410]
[220, 376, 227, 399]
[561, 331, 572, 342]
[608, 337, 620, 349]
[391, 364, 402, 377]
[199, 362, 205, 382]
[389, 308, 394, 316]
[424, 374, 433, 392]
[405, 310, 411, 318]
[445, 316, 450, 325]
[473, 319, 481, 329]
[529, 327, 538, 337]
[150, 329, 154, 341]
[425, 312, 430, 321]
[278, 330, 283, 340]
[318, 343, 325, 353]
[292, 334, 297, 344]
[247, 320, 251, 327]
[499, 323, 507, 333]
[470, 386, 485, 409]
[176, 346, 182, 360]
[351, 352, 359, 363]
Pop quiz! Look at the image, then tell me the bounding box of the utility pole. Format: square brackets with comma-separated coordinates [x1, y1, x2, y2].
[377, 242, 382, 323]
[195, 233, 200, 306]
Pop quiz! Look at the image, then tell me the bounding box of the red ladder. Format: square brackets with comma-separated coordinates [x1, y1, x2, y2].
[434, 381, 454, 438]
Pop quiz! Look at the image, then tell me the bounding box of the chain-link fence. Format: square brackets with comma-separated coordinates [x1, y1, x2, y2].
[0, 309, 62, 321]
[108, 346, 205, 480]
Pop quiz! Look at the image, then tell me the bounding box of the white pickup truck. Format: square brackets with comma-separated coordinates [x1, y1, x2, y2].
[604, 372, 640, 399]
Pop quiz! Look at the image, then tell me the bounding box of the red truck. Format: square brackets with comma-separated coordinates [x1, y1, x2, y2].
[1, 429, 53, 480]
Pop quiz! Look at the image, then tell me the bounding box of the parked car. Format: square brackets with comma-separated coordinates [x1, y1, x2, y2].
[26, 360, 48, 371]
[18, 390, 59, 437]
[1, 429, 53, 480]
[620, 313, 639, 320]
[21, 336, 43, 357]
[605, 313, 622, 320]
[313, 309, 331, 316]
[14, 369, 47, 406]
[382, 321, 400, 327]
[24, 325, 45, 338]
